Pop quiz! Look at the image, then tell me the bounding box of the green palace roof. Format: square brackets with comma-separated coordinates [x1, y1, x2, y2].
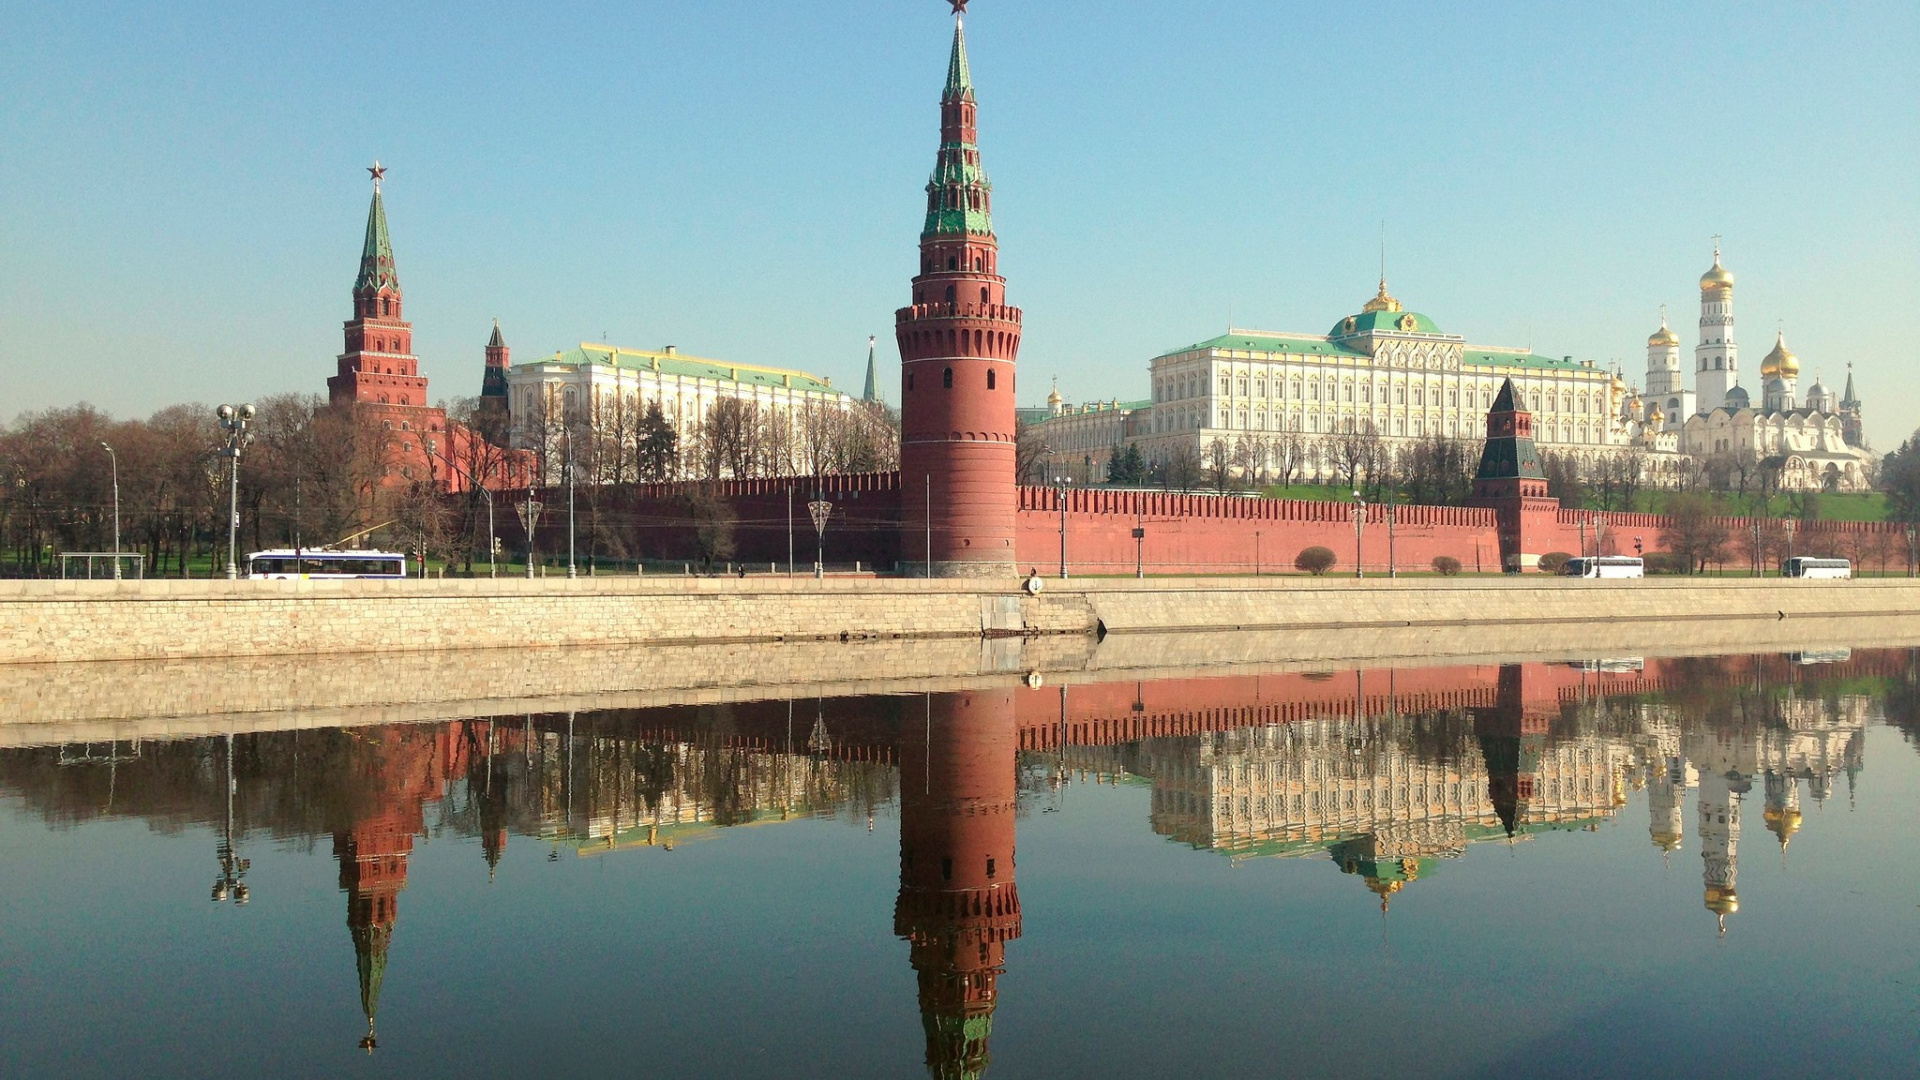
[530, 344, 840, 395]
[1330, 308, 1443, 337]
[1162, 332, 1586, 372]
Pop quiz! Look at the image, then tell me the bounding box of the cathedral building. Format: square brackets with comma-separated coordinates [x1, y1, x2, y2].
[1632, 244, 1874, 492]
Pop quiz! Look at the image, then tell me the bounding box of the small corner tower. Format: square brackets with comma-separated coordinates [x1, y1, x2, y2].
[481, 319, 510, 406]
[1695, 240, 1739, 413]
[896, 2, 1023, 577]
[1470, 379, 1560, 572]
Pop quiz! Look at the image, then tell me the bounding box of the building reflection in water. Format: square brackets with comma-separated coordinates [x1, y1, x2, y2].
[0, 650, 1905, 1070]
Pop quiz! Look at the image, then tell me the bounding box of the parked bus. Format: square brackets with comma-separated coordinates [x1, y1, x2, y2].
[1560, 556, 1645, 579]
[1781, 557, 1851, 579]
[246, 549, 409, 580]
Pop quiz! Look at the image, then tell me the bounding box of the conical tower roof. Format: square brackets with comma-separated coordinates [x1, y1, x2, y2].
[488, 318, 505, 349]
[863, 336, 880, 403]
[945, 15, 974, 101]
[355, 167, 399, 295]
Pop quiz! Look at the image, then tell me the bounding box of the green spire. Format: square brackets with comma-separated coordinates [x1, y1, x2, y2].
[488, 318, 505, 349]
[352, 922, 390, 1051]
[945, 18, 973, 102]
[356, 172, 399, 295]
[863, 336, 880, 403]
[1841, 363, 1858, 407]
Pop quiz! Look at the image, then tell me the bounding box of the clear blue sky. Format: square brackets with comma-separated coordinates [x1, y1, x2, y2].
[4, 1, 1915, 446]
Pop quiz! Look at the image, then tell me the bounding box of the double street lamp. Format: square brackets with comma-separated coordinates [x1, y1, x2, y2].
[1351, 488, 1364, 579]
[1054, 476, 1072, 579]
[216, 403, 255, 580]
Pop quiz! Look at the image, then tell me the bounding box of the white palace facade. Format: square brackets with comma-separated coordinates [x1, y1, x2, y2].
[1027, 249, 1874, 492]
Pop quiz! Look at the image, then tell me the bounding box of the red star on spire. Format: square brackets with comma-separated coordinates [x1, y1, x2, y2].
[947, 0, 969, 14]
[367, 161, 386, 188]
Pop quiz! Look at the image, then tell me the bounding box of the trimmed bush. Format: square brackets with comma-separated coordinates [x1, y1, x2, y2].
[1537, 551, 1573, 575]
[1643, 551, 1688, 575]
[1295, 546, 1339, 575]
[1431, 555, 1462, 577]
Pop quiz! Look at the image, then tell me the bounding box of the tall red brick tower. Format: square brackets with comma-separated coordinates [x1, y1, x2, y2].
[896, 3, 1023, 576]
[328, 164, 430, 412]
[895, 689, 1022, 1079]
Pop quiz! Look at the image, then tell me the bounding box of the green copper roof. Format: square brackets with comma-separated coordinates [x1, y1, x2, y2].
[353, 923, 391, 1021]
[1167, 332, 1367, 359]
[356, 189, 399, 294]
[487, 319, 505, 349]
[862, 338, 880, 402]
[530, 343, 841, 395]
[1330, 309, 1442, 338]
[1462, 350, 1584, 371]
[945, 20, 974, 101]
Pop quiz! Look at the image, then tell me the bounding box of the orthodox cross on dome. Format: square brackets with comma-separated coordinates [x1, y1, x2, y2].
[367, 161, 387, 192]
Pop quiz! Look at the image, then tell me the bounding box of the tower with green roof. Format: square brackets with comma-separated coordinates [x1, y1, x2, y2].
[327, 164, 430, 413]
[895, 3, 1024, 576]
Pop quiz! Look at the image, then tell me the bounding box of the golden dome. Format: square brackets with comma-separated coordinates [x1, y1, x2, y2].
[1361, 277, 1402, 314]
[1760, 331, 1798, 379]
[1700, 255, 1734, 292]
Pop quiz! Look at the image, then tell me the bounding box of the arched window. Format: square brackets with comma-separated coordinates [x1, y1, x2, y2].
[979, 286, 989, 305]
[908, 371, 915, 391]
[947, 256, 957, 271]
[944, 285, 956, 304]
[986, 369, 996, 390]
[943, 367, 953, 389]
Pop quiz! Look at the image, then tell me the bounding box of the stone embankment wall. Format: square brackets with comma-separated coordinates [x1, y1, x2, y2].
[5, 577, 1920, 668]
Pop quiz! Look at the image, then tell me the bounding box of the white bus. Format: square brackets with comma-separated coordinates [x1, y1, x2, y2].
[246, 549, 409, 580]
[1782, 557, 1851, 579]
[1560, 556, 1645, 579]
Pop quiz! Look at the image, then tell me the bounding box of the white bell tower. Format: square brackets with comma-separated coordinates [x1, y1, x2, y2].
[1695, 239, 1739, 412]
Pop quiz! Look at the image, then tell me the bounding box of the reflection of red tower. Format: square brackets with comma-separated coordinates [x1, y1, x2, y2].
[896, 10, 1023, 576]
[896, 690, 1022, 1079]
[332, 724, 471, 1052]
[1472, 665, 1552, 836]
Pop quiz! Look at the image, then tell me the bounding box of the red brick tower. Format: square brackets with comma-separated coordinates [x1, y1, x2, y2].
[896, 5, 1023, 576]
[895, 689, 1022, 1079]
[480, 317, 510, 413]
[1469, 378, 1561, 572]
[328, 164, 430, 413]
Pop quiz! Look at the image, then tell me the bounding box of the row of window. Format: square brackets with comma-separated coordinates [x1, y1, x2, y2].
[1158, 372, 1608, 416]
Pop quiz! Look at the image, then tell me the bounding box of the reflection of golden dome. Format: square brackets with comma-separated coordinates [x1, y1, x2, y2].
[1763, 805, 1803, 848]
[1361, 278, 1402, 314]
[1704, 886, 1739, 916]
[1651, 830, 1682, 852]
[1700, 256, 1734, 292]
[1367, 876, 1406, 912]
[1760, 331, 1799, 379]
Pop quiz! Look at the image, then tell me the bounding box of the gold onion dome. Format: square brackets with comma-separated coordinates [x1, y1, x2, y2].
[1761, 331, 1799, 378]
[1700, 256, 1734, 292]
[1648, 322, 1680, 348]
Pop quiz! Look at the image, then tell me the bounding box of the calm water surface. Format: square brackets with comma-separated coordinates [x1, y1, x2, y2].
[4, 652, 1919, 1079]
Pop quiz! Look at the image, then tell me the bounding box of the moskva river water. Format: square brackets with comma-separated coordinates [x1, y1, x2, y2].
[4, 649, 1918, 1078]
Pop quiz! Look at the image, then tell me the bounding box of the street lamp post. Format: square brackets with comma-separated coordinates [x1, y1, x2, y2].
[1908, 524, 1917, 578]
[565, 452, 577, 580]
[807, 498, 833, 578]
[1054, 476, 1071, 579]
[100, 442, 120, 579]
[1387, 497, 1397, 578]
[1352, 488, 1364, 579]
[216, 403, 255, 580]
